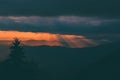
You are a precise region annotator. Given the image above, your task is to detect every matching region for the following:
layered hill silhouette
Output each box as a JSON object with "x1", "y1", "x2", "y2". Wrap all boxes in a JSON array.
[
  {"x1": 0, "y1": 41, "x2": 120, "y2": 80},
  {"x1": 23, "y1": 41, "x2": 120, "y2": 80}
]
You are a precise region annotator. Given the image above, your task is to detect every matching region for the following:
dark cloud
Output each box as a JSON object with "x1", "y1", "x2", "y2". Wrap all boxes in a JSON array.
[
  {"x1": 0, "y1": 0, "x2": 120, "y2": 17},
  {"x1": 0, "y1": 16, "x2": 120, "y2": 34}
]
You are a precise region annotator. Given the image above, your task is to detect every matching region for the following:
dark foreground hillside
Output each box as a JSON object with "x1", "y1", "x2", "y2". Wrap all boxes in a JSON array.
[{"x1": 23, "y1": 42, "x2": 120, "y2": 80}]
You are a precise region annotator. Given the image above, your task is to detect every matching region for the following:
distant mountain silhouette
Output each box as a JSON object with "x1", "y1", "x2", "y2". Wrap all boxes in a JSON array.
[
  {"x1": 0, "y1": 41, "x2": 120, "y2": 80},
  {"x1": 23, "y1": 41, "x2": 120, "y2": 80}
]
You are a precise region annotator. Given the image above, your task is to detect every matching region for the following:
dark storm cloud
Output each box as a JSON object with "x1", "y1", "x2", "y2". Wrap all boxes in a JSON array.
[{"x1": 0, "y1": 0, "x2": 120, "y2": 17}]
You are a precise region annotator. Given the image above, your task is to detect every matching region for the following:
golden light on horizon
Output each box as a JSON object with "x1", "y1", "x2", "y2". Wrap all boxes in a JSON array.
[{"x1": 0, "y1": 30, "x2": 97, "y2": 48}]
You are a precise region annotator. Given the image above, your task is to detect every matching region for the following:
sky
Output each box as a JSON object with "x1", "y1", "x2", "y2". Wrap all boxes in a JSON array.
[
  {"x1": 0, "y1": 0, "x2": 119, "y2": 17},
  {"x1": 0, "y1": 0, "x2": 120, "y2": 48}
]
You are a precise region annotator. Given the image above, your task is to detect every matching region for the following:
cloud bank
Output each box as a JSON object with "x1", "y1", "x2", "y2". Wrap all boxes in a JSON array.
[{"x1": 0, "y1": 16, "x2": 120, "y2": 34}]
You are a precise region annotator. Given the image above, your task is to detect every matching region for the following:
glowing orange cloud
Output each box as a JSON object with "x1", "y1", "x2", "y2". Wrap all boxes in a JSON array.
[{"x1": 0, "y1": 30, "x2": 97, "y2": 48}]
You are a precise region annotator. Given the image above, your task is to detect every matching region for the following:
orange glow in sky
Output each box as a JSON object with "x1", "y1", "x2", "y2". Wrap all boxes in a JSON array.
[{"x1": 0, "y1": 30, "x2": 97, "y2": 48}]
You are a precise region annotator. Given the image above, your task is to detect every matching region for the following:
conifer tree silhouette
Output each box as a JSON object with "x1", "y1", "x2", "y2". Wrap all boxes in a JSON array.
[
  {"x1": 8, "y1": 38, "x2": 26, "y2": 64},
  {"x1": 0, "y1": 38, "x2": 50, "y2": 80}
]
